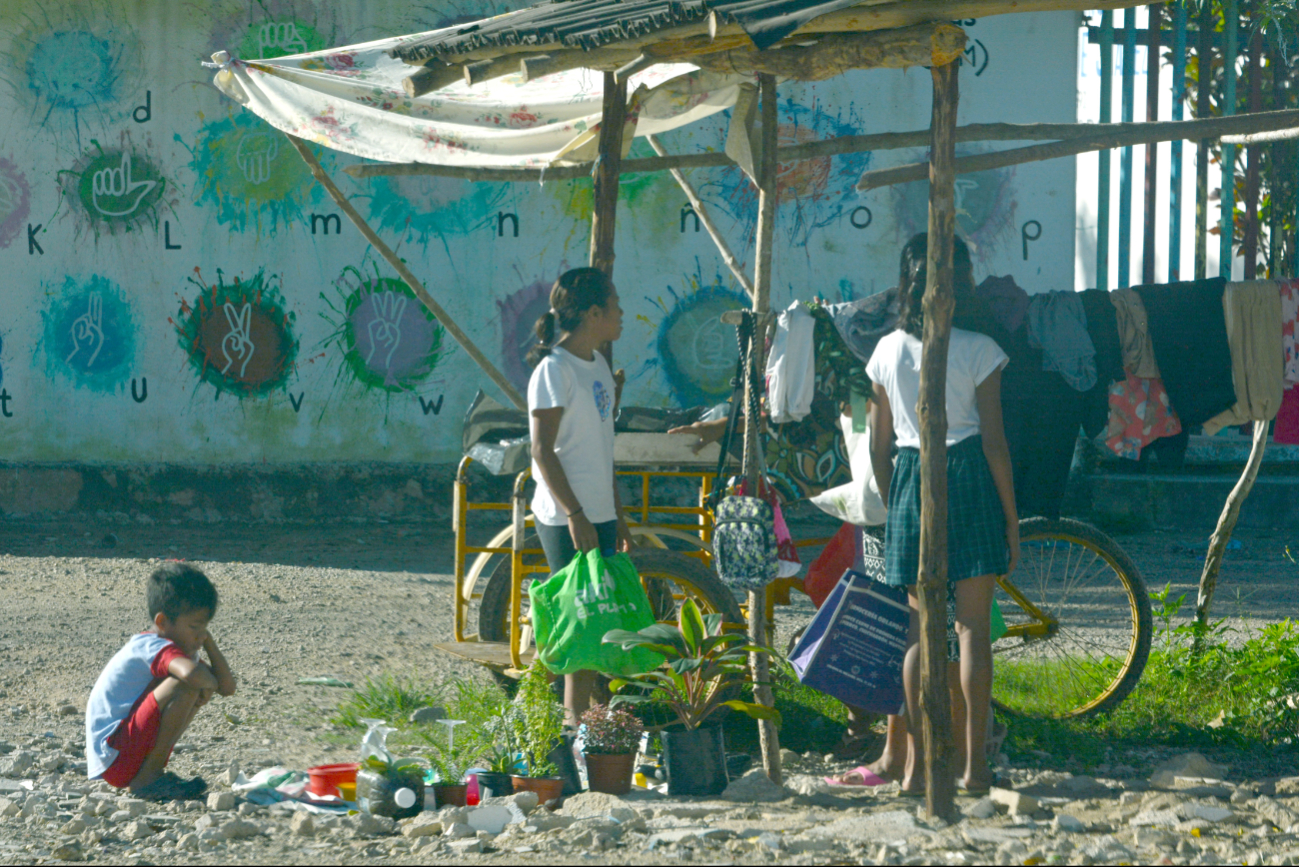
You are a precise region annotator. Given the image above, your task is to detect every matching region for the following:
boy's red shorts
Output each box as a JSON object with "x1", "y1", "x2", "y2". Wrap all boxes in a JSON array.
[{"x1": 101, "y1": 691, "x2": 163, "y2": 788}]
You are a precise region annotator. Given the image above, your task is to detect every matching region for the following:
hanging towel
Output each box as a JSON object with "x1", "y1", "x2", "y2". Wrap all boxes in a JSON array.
[
  {"x1": 765, "y1": 300, "x2": 816, "y2": 424},
  {"x1": 1109, "y1": 289, "x2": 1161, "y2": 378},
  {"x1": 1201, "y1": 281, "x2": 1285, "y2": 436},
  {"x1": 1105, "y1": 374, "x2": 1183, "y2": 460},
  {"x1": 1281, "y1": 279, "x2": 1299, "y2": 385},
  {"x1": 1134, "y1": 277, "x2": 1235, "y2": 429},
  {"x1": 977, "y1": 275, "x2": 1030, "y2": 334},
  {"x1": 824, "y1": 289, "x2": 898, "y2": 365},
  {"x1": 1026, "y1": 291, "x2": 1097, "y2": 392},
  {"x1": 1079, "y1": 288, "x2": 1126, "y2": 438},
  {"x1": 1275, "y1": 386, "x2": 1299, "y2": 445}
]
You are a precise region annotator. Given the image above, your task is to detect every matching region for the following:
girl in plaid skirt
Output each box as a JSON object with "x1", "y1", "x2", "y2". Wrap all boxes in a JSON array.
[{"x1": 866, "y1": 233, "x2": 1020, "y2": 796}]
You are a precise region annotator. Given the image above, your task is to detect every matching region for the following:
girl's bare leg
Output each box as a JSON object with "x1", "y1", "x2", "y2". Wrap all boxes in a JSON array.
[
  {"x1": 564, "y1": 670, "x2": 596, "y2": 728},
  {"x1": 900, "y1": 601, "x2": 923, "y2": 793},
  {"x1": 953, "y1": 573, "x2": 996, "y2": 790}
]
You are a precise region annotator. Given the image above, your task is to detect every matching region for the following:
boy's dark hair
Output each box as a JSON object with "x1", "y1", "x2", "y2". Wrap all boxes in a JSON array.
[{"x1": 147, "y1": 562, "x2": 218, "y2": 621}]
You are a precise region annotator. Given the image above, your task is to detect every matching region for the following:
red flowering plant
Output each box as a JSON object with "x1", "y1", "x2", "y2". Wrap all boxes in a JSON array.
[{"x1": 579, "y1": 703, "x2": 644, "y2": 756}]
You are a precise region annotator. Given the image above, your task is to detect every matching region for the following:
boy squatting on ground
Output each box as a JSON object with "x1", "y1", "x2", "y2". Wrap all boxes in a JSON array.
[{"x1": 84, "y1": 563, "x2": 236, "y2": 800}]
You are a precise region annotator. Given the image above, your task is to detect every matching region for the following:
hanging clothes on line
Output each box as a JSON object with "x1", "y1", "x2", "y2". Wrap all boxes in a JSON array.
[
  {"x1": 824, "y1": 289, "x2": 898, "y2": 365},
  {"x1": 1026, "y1": 291, "x2": 1097, "y2": 392},
  {"x1": 1109, "y1": 288, "x2": 1161, "y2": 378},
  {"x1": 977, "y1": 275, "x2": 1030, "y2": 334},
  {"x1": 765, "y1": 300, "x2": 816, "y2": 424},
  {"x1": 1201, "y1": 281, "x2": 1285, "y2": 436},
  {"x1": 1280, "y1": 279, "x2": 1299, "y2": 386},
  {"x1": 1134, "y1": 277, "x2": 1236, "y2": 430},
  {"x1": 1275, "y1": 386, "x2": 1299, "y2": 445},
  {"x1": 1079, "y1": 288, "x2": 1126, "y2": 438},
  {"x1": 1105, "y1": 374, "x2": 1183, "y2": 460}
]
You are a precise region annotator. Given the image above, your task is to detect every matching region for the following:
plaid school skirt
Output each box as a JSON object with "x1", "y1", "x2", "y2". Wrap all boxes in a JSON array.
[{"x1": 883, "y1": 435, "x2": 1008, "y2": 590}]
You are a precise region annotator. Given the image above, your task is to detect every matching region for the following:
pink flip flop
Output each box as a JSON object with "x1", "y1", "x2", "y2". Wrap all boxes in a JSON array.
[{"x1": 824, "y1": 766, "x2": 890, "y2": 787}]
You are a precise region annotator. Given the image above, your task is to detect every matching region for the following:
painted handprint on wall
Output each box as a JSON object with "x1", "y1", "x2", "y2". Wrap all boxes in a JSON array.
[
  {"x1": 177, "y1": 269, "x2": 296, "y2": 398},
  {"x1": 43, "y1": 275, "x2": 135, "y2": 393},
  {"x1": 220, "y1": 302, "x2": 255, "y2": 378},
  {"x1": 90, "y1": 152, "x2": 157, "y2": 217},
  {"x1": 66, "y1": 293, "x2": 105, "y2": 369},
  {"x1": 364, "y1": 291, "x2": 406, "y2": 375},
  {"x1": 234, "y1": 133, "x2": 279, "y2": 185}
]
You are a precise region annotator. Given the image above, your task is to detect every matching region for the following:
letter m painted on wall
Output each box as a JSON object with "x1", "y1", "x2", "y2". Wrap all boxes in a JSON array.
[{"x1": 311, "y1": 214, "x2": 342, "y2": 235}]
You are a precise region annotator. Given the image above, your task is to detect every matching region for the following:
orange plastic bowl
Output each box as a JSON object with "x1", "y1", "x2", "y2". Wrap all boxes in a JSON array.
[{"x1": 307, "y1": 763, "x2": 359, "y2": 797}]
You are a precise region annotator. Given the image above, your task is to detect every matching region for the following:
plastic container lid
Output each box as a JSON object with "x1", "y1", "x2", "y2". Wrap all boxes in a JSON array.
[{"x1": 394, "y1": 788, "x2": 416, "y2": 809}]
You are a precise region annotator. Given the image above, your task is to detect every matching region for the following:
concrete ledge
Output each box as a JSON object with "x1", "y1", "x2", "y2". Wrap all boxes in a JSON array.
[
  {"x1": 0, "y1": 462, "x2": 470, "y2": 523},
  {"x1": 1088, "y1": 473, "x2": 1299, "y2": 532}
]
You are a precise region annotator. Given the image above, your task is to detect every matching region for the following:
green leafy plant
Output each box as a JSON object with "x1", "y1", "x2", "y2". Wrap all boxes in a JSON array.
[
  {"x1": 414, "y1": 678, "x2": 511, "y2": 783},
  {"x1": 333, "y1": 674, "x2": 445, "y2": 729},
  {"x1": 604, "y1": 598, "x2": 781, "y2": 731},
  {"x1": 580, "y1": 703, "x2": 644, "y2": 755},
  {"x1": 511, "y1": 663, "x2": 564, "y2": 777}
]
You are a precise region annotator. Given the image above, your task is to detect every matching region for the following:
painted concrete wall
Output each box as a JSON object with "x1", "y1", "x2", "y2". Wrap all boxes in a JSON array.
[{"x1": 0, "y1": 1, "x2": 1080, "y2": 467}]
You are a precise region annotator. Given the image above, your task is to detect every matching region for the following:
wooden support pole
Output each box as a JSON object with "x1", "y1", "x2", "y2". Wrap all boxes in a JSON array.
[
  {"x1": 1195, "y1": 419, "x2": 1269, "y2": 634},
  {"x1": 589, "y1": 72, "x2": 627, "y2": 277},
  {"x1": 855, "y1": 109, "x2": 1299, "y2": 191},
  {"x1": 748, "y1": 72, "x2": 782, "y2": 787},
  {"x1": 645, "y1": 134, "x2": 755, "y2": 300},
  {"x1": 285, "y1": 134, "x2": 526, "y2": 411},
  {"x1": 918, "y1": 59, "x2": 959, "y2": 824}
]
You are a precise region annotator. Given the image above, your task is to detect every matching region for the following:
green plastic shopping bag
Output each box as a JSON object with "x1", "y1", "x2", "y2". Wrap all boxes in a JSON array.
[{"x1": 529, "y1": 549, "x2": 665, "y2": 676}]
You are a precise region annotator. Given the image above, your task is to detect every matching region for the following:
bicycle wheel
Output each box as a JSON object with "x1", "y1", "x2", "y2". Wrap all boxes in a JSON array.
[
  {"x1": 478, "y1": 545, "x2": 742, "y2": 642},
  {"x1": 992, "y1": 517, "x2": 1152, "y2": 719}
]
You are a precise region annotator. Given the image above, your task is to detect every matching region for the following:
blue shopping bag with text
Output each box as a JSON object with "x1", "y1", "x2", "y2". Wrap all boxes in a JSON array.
[{"x1": 788, "y1": 569, "x2": 909, "y2": 715}]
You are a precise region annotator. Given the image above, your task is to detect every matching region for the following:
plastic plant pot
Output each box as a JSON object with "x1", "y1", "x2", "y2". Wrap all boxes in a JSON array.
[
  {"x1": 662, "y1": 726, "x2": 728, "y2": 796},
  {"x1": 583, "y1": 752, "x2": 636, "y2": 795}
]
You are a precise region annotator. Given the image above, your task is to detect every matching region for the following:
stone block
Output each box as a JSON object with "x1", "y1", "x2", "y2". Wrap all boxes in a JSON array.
[
  {"x1": 290, "y1": 812, "x2": 314, "y2": 837},
  {"x1": 722, "y1": 768, "x2": 788, "y2": 803},
  {"x1": 121, "y1": 820, "x2": 153, "y2": 841},
  {"x1": 206, "y1": 792, "x2": 235, "y2": 812},
  {"x1": 1053, "y1": 813, "x2": 1086, "y2": 832},
  {"x1": 222, "y1": 818, "x2": 262, "y2": 840},
  {"x1": 990, "y1": 787, "x2": 1039, "y2": 815},
  {"x1": 443, "y1": 822, "x2": 475, "y2": 839},
  {"x1": 402, "y1": 816, "x2": 442, "y2": 838},
  {"x1": 408, "y1": 706, "x2": 448, "y2": 725},
  {"x1": 1149, "y1": 753, "x2": 1228, "y2": 789},
  {"x1": 449, "y1": 837, "x2": 482, "y2": 854},
  {"x1": 964, "y1": 797, "x2": 997, "y2": 820}
]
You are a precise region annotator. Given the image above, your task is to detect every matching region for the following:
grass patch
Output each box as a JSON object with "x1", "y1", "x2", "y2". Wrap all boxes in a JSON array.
[
  {"x1": 1004, "y1": 585, "x2": 1299, "y2": 770},
  {"x1": 723, "y1": 670, "x2": 850, "y2": 757},
  {"x1": 333, "y1": 673, "x2": 447, "y2": 729}
]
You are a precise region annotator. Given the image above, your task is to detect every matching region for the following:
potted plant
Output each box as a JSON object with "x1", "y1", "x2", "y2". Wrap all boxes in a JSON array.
[
  {"x1": 509, "y1": 663, "x2": 567, "y2": 808},
  {"x1": 604, "y1": 598, "x2": 780, "y2": 796},
  {"x1": 474, "y1": 718, "x2": 519, "y2": 800},
  {"x1": 579, "y1": 703, "x2": 644, "y2": 795},
  {"x1": 419, "y1": 722, "x2": 475, "y2": 807}
]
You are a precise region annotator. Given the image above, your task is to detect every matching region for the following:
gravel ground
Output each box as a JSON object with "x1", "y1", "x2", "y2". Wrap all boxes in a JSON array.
[{"x1": 1, "y1": 517, "x2": 1298, "y2": 865}]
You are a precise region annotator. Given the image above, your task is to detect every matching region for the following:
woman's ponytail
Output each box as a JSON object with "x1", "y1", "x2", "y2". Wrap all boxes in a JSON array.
[
  {"x1": 525, "y1": 268, "x2": 613, "y2": 368},
  {"x1": 526, "y1": 311, "x2": 558, "y2": 367}
]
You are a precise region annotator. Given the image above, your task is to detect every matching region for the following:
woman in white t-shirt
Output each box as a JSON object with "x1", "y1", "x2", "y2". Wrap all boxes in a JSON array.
[
  {"x1": 527, "y1": 267, "x2": 630, "y2": 726},
  {"x1": 866, "y1": 234, "x2": 1019, "y2": 796}
]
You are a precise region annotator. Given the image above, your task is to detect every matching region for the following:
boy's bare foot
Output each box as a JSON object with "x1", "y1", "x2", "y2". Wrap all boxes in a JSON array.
[{"x1": 133, "y1": 771, "x2": 207, "y2": 802}]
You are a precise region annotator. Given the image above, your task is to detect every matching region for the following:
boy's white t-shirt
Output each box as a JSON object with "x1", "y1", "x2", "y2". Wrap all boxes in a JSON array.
[
  {"x1": 85, "y1": 633, "x2": 193, "y2": 780},
  {"x1": 865, "y1": 327, "x2": 1009, "y2": 449},
  {"x1": 527, "y1": 346, "x2": 617, "y2": 527}
]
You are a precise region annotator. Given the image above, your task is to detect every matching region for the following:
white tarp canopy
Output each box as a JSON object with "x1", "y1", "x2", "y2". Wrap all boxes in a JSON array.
[{"x1": 208, "y1": 28, "x2": 748, "y2": 169}]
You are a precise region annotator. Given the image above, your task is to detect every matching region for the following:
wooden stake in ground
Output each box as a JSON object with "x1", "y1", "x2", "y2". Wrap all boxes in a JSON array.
[
  {"x1": 747, "y1": 72, "x2": 782, "y2": 787},
  {"x1": 917, "y1": 59, "x2": 960, "y2": 824},
  {"x1": 285, "y1": 134, "x2": 526, "y2": 411},
  {"x1": 1195, "y1": 419, "x2": 1269, "y2": 634}
]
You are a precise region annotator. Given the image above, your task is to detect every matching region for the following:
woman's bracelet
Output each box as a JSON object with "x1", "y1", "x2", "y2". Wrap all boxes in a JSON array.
[{"x1": 566, "y1": 507, "x2": 584, "y2": 519}]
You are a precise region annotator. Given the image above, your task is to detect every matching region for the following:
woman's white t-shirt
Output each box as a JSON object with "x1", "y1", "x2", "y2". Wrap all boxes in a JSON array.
[
  {"x1": 865, "y1": 328, "x2": 1008, "y2": 449},
  {"x1": 527, "y1": 347, "x2": 617, "y2": 526}
]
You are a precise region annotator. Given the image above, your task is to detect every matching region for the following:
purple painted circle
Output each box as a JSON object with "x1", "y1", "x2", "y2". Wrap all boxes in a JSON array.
[
  {"x1": 347, "y1": 290, "x2": 438, "y2": 387},
  {"x1": 0, "y1": 158, "x2": 31, "y2": 249}
]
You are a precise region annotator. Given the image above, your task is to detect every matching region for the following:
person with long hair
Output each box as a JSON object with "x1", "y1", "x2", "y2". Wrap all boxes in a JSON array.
[
  {"x1": 526, "y1": 267, "x2": 630, "y2": 727},
  {"x1": 865, "y1": 233, "x2": 1019, "y2": 795}
]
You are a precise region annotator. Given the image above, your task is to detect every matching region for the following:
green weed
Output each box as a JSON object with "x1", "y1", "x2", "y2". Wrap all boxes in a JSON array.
[{"x1": 333, "y1": 674, "x2": 446, "y2": 729}]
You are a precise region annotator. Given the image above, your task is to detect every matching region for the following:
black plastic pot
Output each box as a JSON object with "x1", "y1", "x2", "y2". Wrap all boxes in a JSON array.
[
  {"x1": 474, "y1": 771, "x2": 514, "y2": 800},
  {"x1": 662, "y1": 726, "x2": 728, "y2": 796},
  {"x1": 547, "y1": 732, "x2": 583, "y2": 796}
]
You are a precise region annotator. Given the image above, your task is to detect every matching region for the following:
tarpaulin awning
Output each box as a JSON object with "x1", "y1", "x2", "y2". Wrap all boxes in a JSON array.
[{"x1": 209, "y1": 29, "x2": 748, "y2": 169}]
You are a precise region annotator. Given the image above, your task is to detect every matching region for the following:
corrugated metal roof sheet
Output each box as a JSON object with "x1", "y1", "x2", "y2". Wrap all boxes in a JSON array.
[{"x1": 392, "y1": 0, "x2": 868, "y2": 62}]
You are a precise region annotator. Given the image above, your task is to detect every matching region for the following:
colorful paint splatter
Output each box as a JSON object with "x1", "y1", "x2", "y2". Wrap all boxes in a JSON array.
[
  {"x1": 0, "y1": 158, "x2": 31, "y2": 249},
  {"x1": 364, "y1": 173, "x2": 512, "y2": 246},
  {"x1": 185, "y1": 110, "x2": 319, "y2": 233},
  {"x1": 894, "y1": 148, "x2": 1016, "y2": 263},
  {"x1": 40, "y1": 274, "x2": 135, "y2": 393},
  {"x1": 58, "y1": 137, "x2": 174, "y2": 237},
  {"x1": 497, "y1": 275, "x2": 552, "y2": 392},
  {"x1": 176, "y1": 268, "x2": 297, "y2": 397},
  {"x1": 652, "y1": 277, "x2": 749, "y2": 407},
  {"x1": 0, "y1": 2, "x2": 144, "y2": 150},
  {"x1": 320, "y1": 265, "x2": 446, "y2": 393}
]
